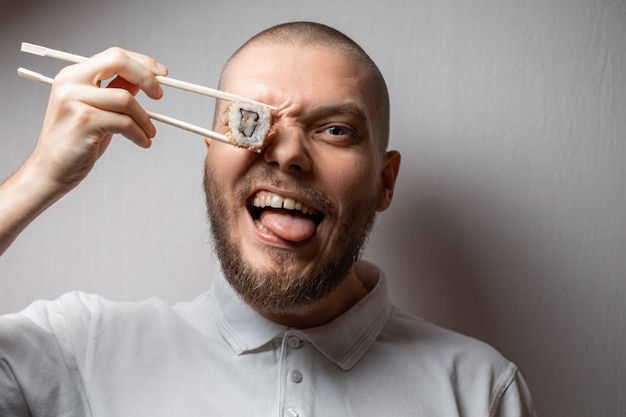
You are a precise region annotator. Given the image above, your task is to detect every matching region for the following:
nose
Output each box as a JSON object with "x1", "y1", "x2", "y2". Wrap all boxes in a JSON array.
[{"x1": 263, "y1": 125, "x2": 312, "y2": 174}]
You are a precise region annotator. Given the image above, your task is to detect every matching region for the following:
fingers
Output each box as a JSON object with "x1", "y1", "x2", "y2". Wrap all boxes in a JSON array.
[
  {"x1": 106, "y1": 76, "x2": 141, "y2": 96},
  {"x1": 101, "y1": 47, "x2": 167, "y2": 99},
  {"x1": 51, "y1": 47, "x2": 168, "y2": 147},
  {"x1": 29, "y1": 47, "x2": 169, "y2": 188},
  {"x1": 49, "y1": 81, "x2": 155, "y2": 148},
  {"x1": 60, "y1": 46, "x2": 168, "y2": 99},
  {"x1": 85, "y1": 86, "x2": 157, "y2": 146}
]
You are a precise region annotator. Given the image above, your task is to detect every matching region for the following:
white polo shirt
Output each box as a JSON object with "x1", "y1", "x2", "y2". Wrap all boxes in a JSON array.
[{"x1": 0, "y1": 261, "x2": 536, "y2": 416}]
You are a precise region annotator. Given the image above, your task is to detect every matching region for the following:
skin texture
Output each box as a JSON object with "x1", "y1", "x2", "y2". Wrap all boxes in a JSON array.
[{"x1": 204, "y1": 44, "x2": 400, "y2": 328}]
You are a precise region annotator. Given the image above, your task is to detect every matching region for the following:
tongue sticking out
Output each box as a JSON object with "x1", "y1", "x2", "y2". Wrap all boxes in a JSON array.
[{"x1": 260, "y1": 209, "x2": 317, "y2": 242}]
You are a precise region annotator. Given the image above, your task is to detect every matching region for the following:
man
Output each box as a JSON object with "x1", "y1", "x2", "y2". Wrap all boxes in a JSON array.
[{"x1": 0, "y1": 22, "x2": 536, "y2": 416}]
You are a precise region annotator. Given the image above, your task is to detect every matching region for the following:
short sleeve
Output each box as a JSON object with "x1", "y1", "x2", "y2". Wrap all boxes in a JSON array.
[
  {"x1": 490, "y1": 368, "x2": 538, "y2": 417},
  {"x1": 0, "y1": 293, "x2": 94, "y2": 417}
]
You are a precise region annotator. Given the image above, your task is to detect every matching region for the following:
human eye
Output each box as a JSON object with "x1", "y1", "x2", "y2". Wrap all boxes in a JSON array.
[
  {"x1": 317, "y1": 124, "x2": 359, "y2": 146},
  {"x1": 325, "y1": 126, "x2": 350, "y2": 136}
]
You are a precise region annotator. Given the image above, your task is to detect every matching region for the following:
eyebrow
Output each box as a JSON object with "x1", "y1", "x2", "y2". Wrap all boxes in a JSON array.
[{"x1": 314, "y1": 102, "x2": 369, "y2": 123}]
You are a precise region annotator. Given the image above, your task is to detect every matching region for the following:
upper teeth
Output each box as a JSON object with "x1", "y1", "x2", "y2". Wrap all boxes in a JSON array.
[{"x1": 252, "y1": 192, "x2": 318, "y2": 215}]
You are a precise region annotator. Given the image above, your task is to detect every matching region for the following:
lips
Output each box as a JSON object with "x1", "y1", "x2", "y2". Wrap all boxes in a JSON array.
[{"x1": 248, "y1": 190, "x2": 324, "y2": 242}]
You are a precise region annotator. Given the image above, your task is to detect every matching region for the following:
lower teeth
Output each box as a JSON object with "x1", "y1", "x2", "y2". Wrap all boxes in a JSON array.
[{"x1": 255, "y1": 219, "x2": 273, "y2": 234}]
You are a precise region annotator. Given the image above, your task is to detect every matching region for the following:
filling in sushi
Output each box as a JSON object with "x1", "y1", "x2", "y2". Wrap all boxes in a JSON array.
[
  {"x1": 239, "y1": 109, "x2": 260, "y2": 137},
  {"x1": 228, "y1": 101, "x2": 272, "y2": 151}
]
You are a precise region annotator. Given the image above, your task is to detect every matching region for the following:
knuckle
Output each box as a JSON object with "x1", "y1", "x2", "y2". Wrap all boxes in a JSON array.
[
  {"x1": 120, "y1": 115, "x2": 136, "y2": 131},
  {"x1": 51, "y1": 84, "x2": 82, "y2": 109},
  {"x1": 115, "y1": 89, "x2": 135, "y2": 106},
  {"x1": 73, "y1": 104, "x2": 99, "y2": 126},
  {"x1": 104, "y1": 46, "x2": 125, "y2": 56},
  {"x1": 103, "y1": 47, "x2": 128, "y2": 65},
  {"x1": 54, "y1": 64, "x2": 78, "y2": 84},
  {"x1": 51, "y1": 84, "x2": 73, "y2": 101}
]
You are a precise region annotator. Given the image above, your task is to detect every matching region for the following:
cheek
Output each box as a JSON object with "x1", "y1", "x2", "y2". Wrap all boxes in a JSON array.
[
  {"x1": 317, "y1": 153, "x2": 379, "y2": 202},
  {"x1": 206, "y1": 143, "x2": 255, "y2": 183}
]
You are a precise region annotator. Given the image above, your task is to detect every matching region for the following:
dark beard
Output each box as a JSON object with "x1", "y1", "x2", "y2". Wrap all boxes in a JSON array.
[{"x1": 203, "y1": 163, "x2": 380, "y2": 316}]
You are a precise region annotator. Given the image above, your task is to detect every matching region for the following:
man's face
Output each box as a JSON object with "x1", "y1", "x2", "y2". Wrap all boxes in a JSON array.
[{"x1": 204, "y1": 43, "x2": 394, "y2": 315}]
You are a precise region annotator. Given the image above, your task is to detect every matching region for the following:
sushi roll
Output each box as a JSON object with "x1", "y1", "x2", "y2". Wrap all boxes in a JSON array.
[{"x1": 227, "y1": 101, "x2": 273, "y2": 151}]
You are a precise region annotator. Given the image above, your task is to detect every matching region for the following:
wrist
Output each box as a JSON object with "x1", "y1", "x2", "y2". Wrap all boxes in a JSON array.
[{"x1": 5, "y1": 160, "x2": 73, "y2": 216}]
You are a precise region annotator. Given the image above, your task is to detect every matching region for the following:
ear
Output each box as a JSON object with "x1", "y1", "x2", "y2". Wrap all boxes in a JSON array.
[{"x1": 377, "y1": 150, "x2": 401, "y2": 212}]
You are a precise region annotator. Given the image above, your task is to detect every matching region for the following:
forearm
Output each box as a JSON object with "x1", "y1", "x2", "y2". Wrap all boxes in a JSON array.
[{"x1": 0, "y1": 162, "x2": 71, "y2": 256}]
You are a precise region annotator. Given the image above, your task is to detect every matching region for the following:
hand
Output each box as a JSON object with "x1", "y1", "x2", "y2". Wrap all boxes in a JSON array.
[
  {"x1": 26, "y1": 47, "x2": 168, "y2": 192},
  {"x1": 0, "y1": 47, "x2": 168, "y2": 257}
]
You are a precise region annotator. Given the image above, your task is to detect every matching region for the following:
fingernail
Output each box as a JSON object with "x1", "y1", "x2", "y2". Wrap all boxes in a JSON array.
[
  {"x1": 155, "y1": 62, "x2": 168, "y2": 75},
  {"x1": 145, "y1": 122, "x2": 155, "y2": 138}
]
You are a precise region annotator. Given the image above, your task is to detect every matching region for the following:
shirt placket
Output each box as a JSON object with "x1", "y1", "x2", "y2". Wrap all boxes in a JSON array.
[{"x1": 277, "y1": 331, "x2": 311, "y2": 417}]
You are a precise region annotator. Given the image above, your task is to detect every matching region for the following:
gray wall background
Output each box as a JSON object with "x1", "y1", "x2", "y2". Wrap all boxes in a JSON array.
[{"x1": 1, "y1": 0, "x2": 624, "y2": 415}]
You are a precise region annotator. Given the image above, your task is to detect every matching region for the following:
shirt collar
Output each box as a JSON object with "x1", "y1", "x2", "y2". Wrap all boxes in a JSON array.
[
  {"x1": 212, "y1": 260, "x2": 393, "y2": 371},
  {"x1": 211, "y1": 269, "x2": 287, "y2": 354}
]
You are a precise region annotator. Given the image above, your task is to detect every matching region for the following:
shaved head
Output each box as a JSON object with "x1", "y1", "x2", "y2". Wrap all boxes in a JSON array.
[{"x1": 216, "y1": 21, "x2": 390, "y2": 153}]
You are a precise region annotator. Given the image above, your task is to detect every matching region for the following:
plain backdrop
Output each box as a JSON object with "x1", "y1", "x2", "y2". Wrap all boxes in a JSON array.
[{"x1": 1, "y1": 0, "x2": 624, "y2": 416}]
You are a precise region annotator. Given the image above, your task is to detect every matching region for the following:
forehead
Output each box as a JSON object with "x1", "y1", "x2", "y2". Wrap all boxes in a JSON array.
[{"x1": 222, "y1": 43, "x2": 370, "y2": 107}]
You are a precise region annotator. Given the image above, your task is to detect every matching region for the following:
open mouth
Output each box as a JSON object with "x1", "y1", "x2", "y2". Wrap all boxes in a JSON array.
[{"x1": 248, "y1": 191, "x2": 324, "y2": 242}]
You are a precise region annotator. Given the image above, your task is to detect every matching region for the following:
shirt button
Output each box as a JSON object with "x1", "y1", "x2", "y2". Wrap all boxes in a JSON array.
[
  {"x1": 286, "y1": 407, "x2": 299, "y2": 417},
  {"x1": 287, "y1": 335, "x2": 303, "y2": 349},
  {"x1": 290, "y1": 369, "x2": 303, "y2": 383}
]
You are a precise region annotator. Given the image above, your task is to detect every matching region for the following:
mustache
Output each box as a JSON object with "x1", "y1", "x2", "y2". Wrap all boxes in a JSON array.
[{"x1": 235, "y1": 168, "x2": 336, "y2": 217}]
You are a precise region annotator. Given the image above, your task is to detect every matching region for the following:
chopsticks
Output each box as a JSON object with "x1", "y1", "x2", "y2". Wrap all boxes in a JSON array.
[
  {"x1": 21, "y1": 43, "x2": 277, "y2": 110},
  {"x1": 17, "y1": 42, "x2": 276, "y2": 147},
  {"x1": 17, "y1": 67, "x2": 230, "y2": 143}
]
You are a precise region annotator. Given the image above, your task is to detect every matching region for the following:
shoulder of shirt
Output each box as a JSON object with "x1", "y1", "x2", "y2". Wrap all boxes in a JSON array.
[
  {"x1": 383, "y1": 305, "x2": 516, "y2": 373},
  {"x1": 2, "y1": 291, "x2": 184, "y2": 332},
  {"x1": 380, "y1": 306, "x2": 527, "y2": 413},
  {"x1": 23, "y1": 290, "x2": 169, "y2": 312}
]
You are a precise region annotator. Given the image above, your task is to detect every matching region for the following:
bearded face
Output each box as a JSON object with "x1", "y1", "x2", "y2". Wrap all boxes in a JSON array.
[{"x1": 204, "y1": 164, "x2": 380, "y2": 315}]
